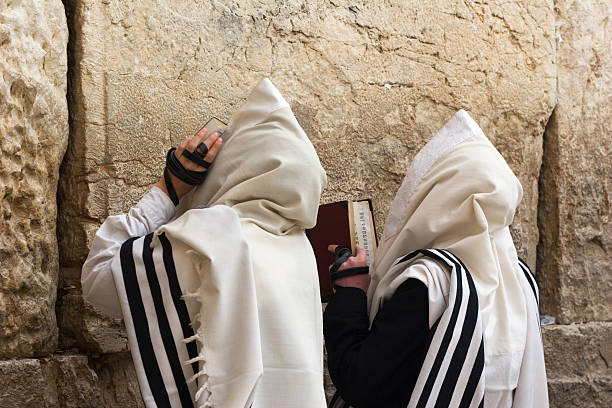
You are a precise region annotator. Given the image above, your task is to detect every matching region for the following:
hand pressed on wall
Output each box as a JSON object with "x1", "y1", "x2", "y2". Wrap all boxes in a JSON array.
[{"x1": 155, "y1": 127, "x2": 223, "y2": 200}]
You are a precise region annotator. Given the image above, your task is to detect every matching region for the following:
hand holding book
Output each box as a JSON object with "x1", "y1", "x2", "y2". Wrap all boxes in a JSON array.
[
  {"x1": 327, "y1": 245, "x2": 371, "y2": 293},
  {"x1": 307, "y1": 199, "x2": 378, "y2": 300}
]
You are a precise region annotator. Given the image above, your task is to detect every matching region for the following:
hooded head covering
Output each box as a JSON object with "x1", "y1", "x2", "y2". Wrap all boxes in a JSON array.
[
  {"x1": 177, "y1": 78, "x2": 327, "y2": 235},
  {"x1": 369, "y1": 110, "x2": 527, "y2": 358}
]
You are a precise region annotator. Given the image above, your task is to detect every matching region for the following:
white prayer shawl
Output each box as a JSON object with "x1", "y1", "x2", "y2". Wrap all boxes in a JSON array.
[
  {"x1": 112, "y1": 79, "x2": 328, "y2": 408},
  {"x1": 376, "y1": 248, "x2": 487, "y2": 408},
  {"x1": 364, "y1": 110, "x2": 547, "y2": 407},
  {"x1": 330, "y1": 252, "x2": 541, "y2": 408}
]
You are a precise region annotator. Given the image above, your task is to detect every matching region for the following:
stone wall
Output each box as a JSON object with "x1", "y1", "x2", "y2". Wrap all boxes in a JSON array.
[
  {"x1": 57, "y1": 0, "x2": 557, "y2": 268},
  {"x1": 538, "y1": 0, "x2": 611, "y2": 325},
  {"x1": 0, "y1": 0, "x2": 609, "y2": 406},
  {"x1": 0, "y1": 0, "x2": 68, "y2": 358},
  {"x1": 536, "y1": 1, "x2": 612, "y2": 404}
]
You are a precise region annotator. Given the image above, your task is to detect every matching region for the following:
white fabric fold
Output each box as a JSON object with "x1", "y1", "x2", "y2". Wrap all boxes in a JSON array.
[{"x1": 155, "y1": 206, "x2": 264, "y2": 407}]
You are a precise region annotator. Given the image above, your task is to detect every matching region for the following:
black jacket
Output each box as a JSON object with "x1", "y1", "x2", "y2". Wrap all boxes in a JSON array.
[{"x1": 323, "y1": 279, "x2": 429, "y2": 408}]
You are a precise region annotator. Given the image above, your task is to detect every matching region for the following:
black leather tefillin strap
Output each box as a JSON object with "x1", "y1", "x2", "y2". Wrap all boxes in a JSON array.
[
  {"x1": 181, "y1": 148, "x2": 212, "y2": 169},
  {"x1": 163, "y1": 148, "x2": 208, "y2": 206},
  {"x1": 331, "y1": 266, "x2": 370, "y2": 283},
  {"x1": 329, "y1": 246, "x2": 370, "y2": 284}
]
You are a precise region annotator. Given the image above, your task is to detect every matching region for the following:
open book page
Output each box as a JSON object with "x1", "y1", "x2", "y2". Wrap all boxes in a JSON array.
[
  {"x1": 307, "y1": 199, "x2": 377, "y2": 300},
  {"x1": 348, "y1": 200, "x2": 377, "y2": 265}
]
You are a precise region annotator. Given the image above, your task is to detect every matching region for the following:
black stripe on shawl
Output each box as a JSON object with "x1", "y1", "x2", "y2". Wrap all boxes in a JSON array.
[
  {"x1": 331, "y1": 249, "x2": 485, "y2": 408},
  {"x1": 415, "y1": 249, "x2": 465, "y2": 408},
  {"x1": 518, "y1": 257, "x2": 542, "y2": 338},
  {"x1": 158, "y1": 233, "x2": 199, "y2": 379},
  {"x1": 141, "y1": 233, "x2": 194, "y2": 408},
  {"x1": 120, "y1": 237, "x2": 172, "y2": 407},
  {"x1": 395, "y1": 249, "x2": 484, "y2": 408},
  {"x1": 459, "y1": 339, "x2": 485, "y2": 408},
  {"x1": 518, "y1": 258, "x2": 538, "y2": 304},
  {"x1": 434, "y1": 251, "x2": 480, "y2": 407}
]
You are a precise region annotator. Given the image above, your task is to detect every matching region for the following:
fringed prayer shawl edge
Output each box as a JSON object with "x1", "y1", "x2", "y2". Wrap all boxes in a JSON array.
[{"x1": 112, "y1": 205, "x2": 264, "y2": 408}]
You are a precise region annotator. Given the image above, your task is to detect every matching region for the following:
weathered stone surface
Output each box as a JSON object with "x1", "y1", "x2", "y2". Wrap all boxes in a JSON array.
[
  {"x1": 91, "y1": 353, "x2": 144, "y2": 408},
  {"x1": 56, "y1": 267, "x2": 129, "y2": 353},
  {"x1": 0, "y1": 0, "x2": 68, "y2": 357},
  {"x1": 543, "y1": 323, "x2": 612, "y2": 407},
  {"x1": 58, "y1": 0, "x2": 555, "y2": 270},
  {"x1": 537, "y1": 0, "x2": 612, "y2": 324},
  {"x1": 543, "y1": 323, "x2": 612, "y2": 379},
  {"x1": 0, "y1": 359, "x2": 58, "y2": 407},
  {"x1": 56, "y1": 0, "x2": 564, "y2": 405},
  {"x1": 548, "y1": 376, "x2": 612, "y2": 408},
  {"x1": 57, "y1": 290, "x2": 128, "y2": 354},
  {"x1": 0, "y1": 355, "x2": 142, "y2": 408},
  {"x1": 51, "y1": 355, "x2": 104, "y2": 408}
]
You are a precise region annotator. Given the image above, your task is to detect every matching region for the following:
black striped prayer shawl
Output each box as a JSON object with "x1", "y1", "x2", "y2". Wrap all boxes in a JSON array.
[
  {"x1": 330, "y1": 249, "x2": 539, "y2": 408},
  {"x1": 117, "y1": 233, "x2": 200, "y2": 407}
]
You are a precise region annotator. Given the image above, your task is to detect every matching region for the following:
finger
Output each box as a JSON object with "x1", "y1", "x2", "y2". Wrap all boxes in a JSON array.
[
  {"x1": 204, "y1": 137, "x2": 223, "y2": 162},
  {"x1": 187, "y1": 128, "x2": 208, "y2": 152},
  {"x1": 197, "y1": 131, "x2": 220, "y2": 155},
  {"x1": 342, "y1": 257, "x2": 360, "y2": 269},
  {"x1": 328, "y1": 245, "x2": 338, "y2": 253},
  {"x1": 355, "y1": 246, "x2": 367, "y2": 262},
  {"x1": 195, "y1": 126, "x2": 209, "y2": 140},
  {"x1": 175, "y1": 136, "x2": 190, "y2": 157}
]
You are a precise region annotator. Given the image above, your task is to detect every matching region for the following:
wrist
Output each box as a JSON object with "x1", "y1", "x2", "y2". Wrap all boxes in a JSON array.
[
  {"x1": 156, "y1": 172, "x2": 193, "y2": 201},
  {"x1": 154, "y1": 179, "x2": 168, "y2": 195},
  {"x1": 334, "y1": 274, "x2": 371, "y2": 293}
]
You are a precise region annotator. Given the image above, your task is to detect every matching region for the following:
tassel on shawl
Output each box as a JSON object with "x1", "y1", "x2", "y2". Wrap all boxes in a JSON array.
[{"x1": 183, "y1": 252, "x2": 215, "y2": 408}]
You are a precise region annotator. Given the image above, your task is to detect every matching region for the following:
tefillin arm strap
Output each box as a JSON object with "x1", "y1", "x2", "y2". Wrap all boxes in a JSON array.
[
  {"x1": 330, "y1": 247, "x2": 369, "y2": 286},
  {"x1": 163, "y1": 148, "x2": 208, "y2": 206}
]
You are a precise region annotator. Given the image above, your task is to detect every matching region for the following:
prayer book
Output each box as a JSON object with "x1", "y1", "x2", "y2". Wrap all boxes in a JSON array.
[
  {"x1": 200, "y1": 117, "x2": 228, "y2": 136},
  {"x1": 307, "y1": 199, "x2": 378, "y2": 301}
]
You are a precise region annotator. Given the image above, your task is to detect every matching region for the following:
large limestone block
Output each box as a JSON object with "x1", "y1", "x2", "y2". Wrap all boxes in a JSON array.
[
  {"x1": 0, "y1": 0, "x2": 68, "y2": 357},
  {"x1": 0, "y1": 355, "x2": 102, "y2": 408},
  {"x1": 548, "y1": 377, "x2": 612, "y2": 408},
  {"x1": 58, "y1": 2, "x2": 555, "y2": 391},
  {"x1": 543, "y1": 323, "x2": 612, "y2": 380},
  {"x1": 543, "y1": 323, "x2": 612, "y2": 407},
  {"x1": 56, "y1": 266, "x2": 129, "y2": 354},
  {"x1": 0, "y1": 359, "x2": 58, "y2": 407},
  {"x1": 57, "y1": 290, "x2": 129, "y2": 354},
  {"x1": 537, "y1": 0, "x2": 612, "y2": 323},
  {"x1": 50, "y1": 355, "x2": 104, "y2": 408},
  {"x1": 91, "y1": 353, "x2": 144, "y2": 407},
  {"x1": 0, "y1": 354, "x2": 142, "y2": 408},
  {"x1": 59, "y1": 0, "x2": 555, "y2": 270}
]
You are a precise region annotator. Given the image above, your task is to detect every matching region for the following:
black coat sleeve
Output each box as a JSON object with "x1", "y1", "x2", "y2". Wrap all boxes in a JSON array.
[{"x1": 323, "y1": 279, "x2": 429, "y2": 408}]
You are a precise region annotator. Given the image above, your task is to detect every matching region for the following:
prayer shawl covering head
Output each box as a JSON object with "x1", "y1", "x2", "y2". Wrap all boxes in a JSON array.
[
  {"x1": 346, "y1": 110, "x2": 545, "y2": 407},
  {"x1": 112, "y1": 79, "x2": 328, "y2": 408}
]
